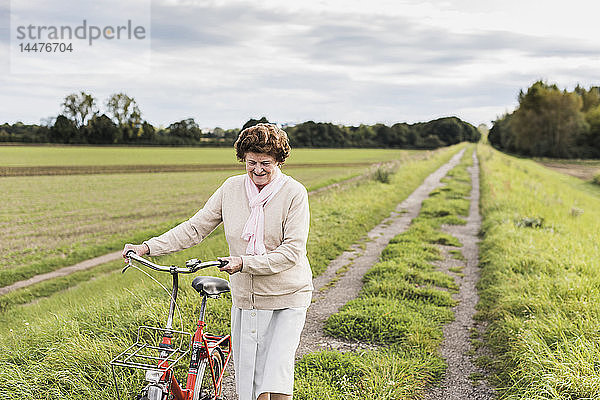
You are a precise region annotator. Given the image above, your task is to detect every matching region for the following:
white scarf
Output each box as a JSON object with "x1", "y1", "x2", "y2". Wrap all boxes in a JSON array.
[{"x1": 241, "y1": 167, "x2": 289, "y2": 255}]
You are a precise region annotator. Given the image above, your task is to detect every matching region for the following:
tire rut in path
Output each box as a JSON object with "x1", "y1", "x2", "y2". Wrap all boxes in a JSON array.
[
  {"x1": 424, "y1": 151, "x2": 495, "y2": 400},
  {"x1": 221, "y1": 148, "x2": 466, "y2": 399}
]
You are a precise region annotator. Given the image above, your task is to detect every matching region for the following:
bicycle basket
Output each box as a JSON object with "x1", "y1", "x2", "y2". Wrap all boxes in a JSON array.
[{"x1": 110, "y1": 325, "x2": 192, "y2": 372}]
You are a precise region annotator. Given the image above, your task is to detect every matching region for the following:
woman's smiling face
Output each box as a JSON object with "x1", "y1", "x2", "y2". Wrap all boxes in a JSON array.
[{"x1": 245, "y1": 152, "x2": 278, "y2": 189}]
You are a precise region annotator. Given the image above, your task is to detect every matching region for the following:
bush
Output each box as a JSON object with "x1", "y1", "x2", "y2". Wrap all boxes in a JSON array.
[{"x1": 372, "y1": 167, "x2": 392, "y2": 184}]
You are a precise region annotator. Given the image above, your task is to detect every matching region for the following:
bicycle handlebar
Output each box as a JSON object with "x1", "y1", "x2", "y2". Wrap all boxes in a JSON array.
[{"x1": 124, "y1": 250, "x2": 228, "y2": 274}]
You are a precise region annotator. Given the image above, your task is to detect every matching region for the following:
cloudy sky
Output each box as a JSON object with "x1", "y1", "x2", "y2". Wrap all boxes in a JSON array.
[{"x1": 1, "y1": 0, "x2": 599, "y2": 129}]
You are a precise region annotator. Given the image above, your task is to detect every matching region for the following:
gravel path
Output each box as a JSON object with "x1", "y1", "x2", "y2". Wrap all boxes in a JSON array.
[
  {"x1": 424, "y1": 150, "x2": 495, "y2": 400},
  {"x1": 221, "y1": 149, "x2": 466, "y2": 399}
]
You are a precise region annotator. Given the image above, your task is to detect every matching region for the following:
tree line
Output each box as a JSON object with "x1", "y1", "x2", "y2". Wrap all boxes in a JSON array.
[
  {"x1": 0, "y1": 91, "x2": 480, "y2": 148},
  {"x1": 489, "y1": 81, "x2": 600, "y2": 158}
]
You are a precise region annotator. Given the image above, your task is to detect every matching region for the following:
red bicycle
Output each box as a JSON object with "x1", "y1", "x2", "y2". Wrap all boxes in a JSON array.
[{"x1": 110, "y1": 251, "x2": 232, "y2": 400}]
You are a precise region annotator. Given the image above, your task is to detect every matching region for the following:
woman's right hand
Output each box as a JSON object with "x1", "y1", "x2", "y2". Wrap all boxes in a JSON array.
[{"x1": 122, "y1": 243, "x2": 149, "y2": 259}]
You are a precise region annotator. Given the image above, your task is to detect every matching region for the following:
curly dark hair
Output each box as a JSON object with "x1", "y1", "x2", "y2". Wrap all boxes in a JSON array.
[{"x1": 234, "y1": 123, "x2": 291, "y2": 164}]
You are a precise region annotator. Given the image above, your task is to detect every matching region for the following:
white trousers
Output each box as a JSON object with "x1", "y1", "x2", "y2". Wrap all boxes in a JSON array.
[{"x1": 231, "y1": 306, "x2": 307, "y2": 400}]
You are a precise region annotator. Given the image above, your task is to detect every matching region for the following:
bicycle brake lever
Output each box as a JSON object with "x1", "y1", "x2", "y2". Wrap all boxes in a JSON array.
[
  {"x1": 121, "y1": 264, "x2": 131, "y2": 274},
  {"x1": 122, "y1": 260, "x2": 133, "y2": 274},
  {"x1": 186, "y1": 258, "x2": 201, "y2": 268},
  {"x1": 219, "y1": 259, "x2": 229, "y2": 268}
]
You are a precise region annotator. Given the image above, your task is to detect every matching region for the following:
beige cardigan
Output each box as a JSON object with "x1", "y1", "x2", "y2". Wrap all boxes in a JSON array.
[{"x1": 144, "y1": 174, "x2": 313, "y2": 310}]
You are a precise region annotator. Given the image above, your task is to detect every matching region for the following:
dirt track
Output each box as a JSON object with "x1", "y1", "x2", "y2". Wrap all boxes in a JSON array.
[
  {"x1": 424, "y1": 150, "x2": 495, "y2": 399},
  {"x1": 0, "y1": 251, "x2": 123, "y2": 296}
]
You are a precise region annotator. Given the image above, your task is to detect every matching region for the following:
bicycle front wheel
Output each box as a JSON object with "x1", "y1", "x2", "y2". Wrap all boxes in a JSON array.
[{"x1": 193, "y1": 348, "x2": 224, "y2": 400}]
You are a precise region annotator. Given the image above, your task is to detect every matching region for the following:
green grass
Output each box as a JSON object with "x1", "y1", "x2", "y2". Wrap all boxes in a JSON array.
[
  {"x1": 0, "y1": 146, "x2": 417, "y2": 167},
  {"x1": 449, "y1": 249, "x2": 465, "y2": 261},
  {"x1": 448, "y1": 266, "x2": 464, "y2": 275},
  {"x1": 295, "y1": 349, "x2": 446, "y2": 399},
  {"x1": 295, "y1": 146, "x2": 475, "y2": 399},
  {"x1": 477, "y1": 144, "x2": 600, "y2": 399},
  {"x1": 0, "y1": 145, "x2": 466, "y2": 400}
]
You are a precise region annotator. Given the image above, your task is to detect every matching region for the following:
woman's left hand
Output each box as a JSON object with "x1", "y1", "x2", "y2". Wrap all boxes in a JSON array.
[{"x1": 218, "y1": 256, "x2": 243, "y2": 275}]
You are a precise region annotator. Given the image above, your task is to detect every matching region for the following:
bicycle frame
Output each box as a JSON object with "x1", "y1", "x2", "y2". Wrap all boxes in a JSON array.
[
  {"x1": 110, "y1": 254, "x2": 231, "y2": 400},
  {"x1": 174, "y1": 294, "x2": 232, "y2": 400}
]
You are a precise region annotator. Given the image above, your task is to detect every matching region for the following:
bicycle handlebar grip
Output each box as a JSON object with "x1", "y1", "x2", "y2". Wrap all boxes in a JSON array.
[{"x1": 125, "y1": 249, "x2": 136, "y2": 257}]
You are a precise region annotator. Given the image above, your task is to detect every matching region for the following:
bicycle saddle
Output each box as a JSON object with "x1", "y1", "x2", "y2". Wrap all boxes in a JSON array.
[{"x1": 191, "y1": 276, "x2": 230, "y2": 296}]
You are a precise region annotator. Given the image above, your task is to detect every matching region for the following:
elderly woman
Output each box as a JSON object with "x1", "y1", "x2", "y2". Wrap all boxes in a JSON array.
[{"x1": 122, "y1": 123, "x2": 313, "y2": 400}]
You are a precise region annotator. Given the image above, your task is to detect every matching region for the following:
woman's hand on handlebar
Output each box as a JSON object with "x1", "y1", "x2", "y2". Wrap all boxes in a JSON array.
[
  {"x1": 122, "y1": 243, "x2": 149, "y2": 259},
  {"x1": 218, "y1": 256, "x2": 243, "y2": 275}
]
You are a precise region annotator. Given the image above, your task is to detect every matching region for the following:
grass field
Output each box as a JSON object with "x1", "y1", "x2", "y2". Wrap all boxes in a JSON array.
[
  {"x1": 477, "y1": 145, "x2": 600, "y2": 399},
  {"x1": 294, "y1": 146, "x2": 474, "y2": 399},
  {"x1": 0, "y1": 165, "x2": 369, "y2": 288},
  {"x1": 0, "y1": 145, "x2": 464, "y2": 399},
  {"x1": 0, "y1": 145, "x2": 415, "y2": 167}
]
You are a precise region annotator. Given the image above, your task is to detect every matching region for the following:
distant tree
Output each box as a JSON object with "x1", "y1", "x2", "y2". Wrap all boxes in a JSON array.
[
  {"x1": 373, "y1": 123, "x2": 395, "y2": 146},
  {"x1": 488, "y1": 113, "x2": 514, "y2": 151},
  {"x1": 242, "y1": 117, "x2": 270, "y2": 130},
  {"x1": 420, "y1": 117, "x2": 463, "y2": 145},
  {"x1": 0, "y1": 122, "x2": 48, "y2": 143},
  {"x1": 428, "y1": 117, "x2": 480, "y2": 144},
  {"x1": 575, "y1": 85, "x2": 600, "y2": 112},
  {"x1": 422, "y1": 134, "x2": 445, "y2": 149},
  {"x1": 351, "y1": 124, "x2": 377, "y2": 147},
  {"x1": 85, "y1": 114, "x2": 119, "y2": 144},
  {"x1": 167, "y1": 118, "x2": 202, "y2": 142},
  {"x1": 287, "y1": 121, "x2": 315, "y2": 147},
  {"x1": 61, "y1": 91, "x2": 97, "y2": 128},
  {"x1": 106, "y1": 93, "x2": 141, "y2": 127},
  {"x1": 224, "y1": 128, "x2": 240, "y2": 140},
  {"x1": 50, "y1": 115, "x2": 78, "y2": 143},
  {"x1": 212, "y1": 127, "x2": 225, "y2": 137},
  {"x1": 581, "y1": 105, "x2": 600, "y2": 157},
  {"x1": 390, "y1": 123, "x2": 410, "y2": 147},
  {"x1": 0, "y1": 127, "x2": 9, "y2": 142},
  {"x1": 139, "y1": 121, "x2": 156, "y2": 143},
  {"x1": 105, "y1": 93, "x2": 142, "y2": 143},
  {"x1": 300, "y1": 122, "x2": 346, "y2": 147},
  {"x1": 512, "y1": 81, "x2": 587, "y2": 157}
]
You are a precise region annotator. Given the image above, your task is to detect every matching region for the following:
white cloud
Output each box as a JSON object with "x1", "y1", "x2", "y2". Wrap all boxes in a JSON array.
[{"x1": 1, "y1": 0, "x2": 599, "y2": 128}]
